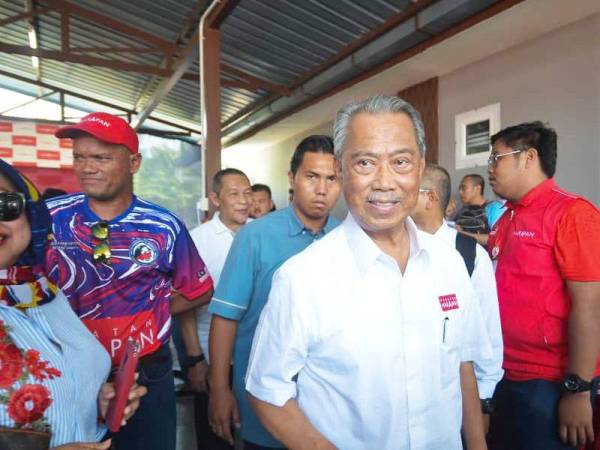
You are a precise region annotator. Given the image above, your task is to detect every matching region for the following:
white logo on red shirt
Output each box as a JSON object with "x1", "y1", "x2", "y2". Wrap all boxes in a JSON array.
[{"x1": 438, "y1": 294, "x2": 459, "y2": 312}]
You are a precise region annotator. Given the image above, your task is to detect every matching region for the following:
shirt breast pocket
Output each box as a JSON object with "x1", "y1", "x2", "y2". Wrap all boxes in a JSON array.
[{"x1": 439, "y1": 312, "x2": 461, "y2": 389}]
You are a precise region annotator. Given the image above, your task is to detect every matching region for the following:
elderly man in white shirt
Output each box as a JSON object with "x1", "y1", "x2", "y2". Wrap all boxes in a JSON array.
[
  {"x1": 412, "y1": 163, "x2": 503, "y2": 433},
  {"x1": 189, "y1": 167, "x2": 252, "y2": 449},
  {"x1": 246, "y1": 95, "x2": 491, "y2": 450}
]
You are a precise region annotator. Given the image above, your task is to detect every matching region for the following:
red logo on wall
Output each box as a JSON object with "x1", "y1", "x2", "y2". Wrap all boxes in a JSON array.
[
  {"x1": 0, "y1": 148, "x2": 13, "y2": 158},
  {"x1": 59, "y1": 139, "x2": 72, "y2": 149},
  {"x1": 37, "y1": 150, "x2": 60, "y2": 160},
  {"x1": 12, "y1": 136, "x2": 37, "y2": 146},
  {"x1": 35, "y1": 124, "x2": 60, "y2": 135},
  {"x1": 438, "y1": 294, "x2": 459, "y2": 312},
  {"x1": 0, "y1": 123, "x2": 13, "y2": 133}
]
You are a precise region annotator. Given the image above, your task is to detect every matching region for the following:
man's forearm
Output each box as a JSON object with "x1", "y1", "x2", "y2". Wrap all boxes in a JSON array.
[
  {"x1": 171, "y1": 289, "x2": 213, "y2": 315},
  {"x1": 460, "y1": 362, "x2": 487, "y2": 450},
  {"x1": 248, "y1": 396, "x2": 335, "y2": 450},
  {"x1": 208, "y1": 315, "x2": 238, "y2": 388},
  {"x1": 178, "y1": 308, "x2": 202, "y2": 356},
  {"x1": 566, "y1": 281, "x2": 600, "y2": 379}
]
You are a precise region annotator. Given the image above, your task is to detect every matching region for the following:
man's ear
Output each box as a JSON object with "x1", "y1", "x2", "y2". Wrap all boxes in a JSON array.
[
  {"x1": 524, "y1": 147, "x2": 539, "y2": 168},
  {"x1": 129, "y1": 153, "x2": 142, "y2": 175},
  {"x1": 288, "y1": 171, "x2": 295, "y2": 190},
  {"x1": 208, "y1": 191, "x2": 220, "y2": 209}
]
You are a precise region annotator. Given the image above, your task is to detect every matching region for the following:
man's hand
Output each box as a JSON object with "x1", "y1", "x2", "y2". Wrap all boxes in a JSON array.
[
  {"x1": 97, "y1": 374, "x2": 147, "y2": 426},
  {"x1": 558, "y1": 392, "x2": 594, "y2": 446},
  {"x1": 208, "y1": 385, "x2": 240, "y2": 445},
  {"x1": 51, "y1": 439, "x2": 111, "y2": 449},
  {"x1": 187, "y1": 360, "x2": 209, "y2": 393}
]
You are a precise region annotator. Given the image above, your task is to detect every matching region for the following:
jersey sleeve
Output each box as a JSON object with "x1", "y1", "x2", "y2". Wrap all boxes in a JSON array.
[
  {"x1": 208, "y1": 226, "x2": 256, "y2": 321},
  {"x1": 171, "y1": 225, "x2": 213, "y2": 300},
  {"x1": 554, "y1": 199, "x2": 600, "y2": 282}
]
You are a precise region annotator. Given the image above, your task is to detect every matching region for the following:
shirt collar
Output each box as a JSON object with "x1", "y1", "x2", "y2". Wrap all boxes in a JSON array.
[
  {"x1": 211, "y1": 211, "x2": 249, "y2": 236},
  {"x1": 433, "y1": 220, "x2": 455, "y2": 244},
  {"x1": 343, "y1": 212, "x2": 425, "y2": 277},
  {"x1": 286, "y1": 206, "x2": 337, "y2": 237},
  {"x1": 508, "y1": 178, "x2": 555, "y2": 209}
]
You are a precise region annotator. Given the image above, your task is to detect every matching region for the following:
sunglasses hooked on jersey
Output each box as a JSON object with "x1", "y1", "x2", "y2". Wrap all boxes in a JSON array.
[
  {"x1": 0, "y1": 192, "x2": 25, "y2": 221},
  {"x1": 91, "y1": 221, "x2": 111, "y2": 264}
]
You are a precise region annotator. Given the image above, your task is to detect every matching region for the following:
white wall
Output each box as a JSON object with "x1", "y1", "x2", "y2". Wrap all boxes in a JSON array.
[{"x1": 438, "y1": 13, "x2": 600, "y2": 205}]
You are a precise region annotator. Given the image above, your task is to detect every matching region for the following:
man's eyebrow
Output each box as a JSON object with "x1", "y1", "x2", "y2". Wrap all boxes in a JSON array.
[{"x1": 349, "y1": 148, "x2": 414, "y2": 158}]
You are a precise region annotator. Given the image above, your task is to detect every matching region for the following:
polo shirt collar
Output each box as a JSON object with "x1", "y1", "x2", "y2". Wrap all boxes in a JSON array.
[
  {"x1": 287, "y1": 206, "x2": 337, "y2": 237},
  {"x1": 434, "y1": 220, "x2": 454, "y2": 242},
  {"x1": 211, "y1": 212, "x2": 233, "y2": 235},
  {"x1": 509, "y1": 178, "x2": 555, "y2": 209},
  {"x1": 343, "y1": 212, "x2": 425, "y2": 277}
]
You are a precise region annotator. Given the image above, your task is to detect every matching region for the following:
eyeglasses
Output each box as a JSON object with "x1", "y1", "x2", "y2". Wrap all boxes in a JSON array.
[
  {"x1": 487, "y1": 149, "x2": 525, "y2": 167},
  {"x1": 0, "y1": 192, "x2": 25, "y2": 221},
  {"x1": 419, "y1": 188, "x2": 433, "y2": 194},
  {"x1": 91, "y1": 221, "x2": 111, "y2": 264}
]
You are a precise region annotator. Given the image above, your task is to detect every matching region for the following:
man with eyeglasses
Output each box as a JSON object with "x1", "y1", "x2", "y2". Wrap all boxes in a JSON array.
[
  {"x1": 44, "y1": 112, "x2": 214, "y2": 450},
  {"x1": 486, "y1": 121, "x2": 600, "y2": 450}
]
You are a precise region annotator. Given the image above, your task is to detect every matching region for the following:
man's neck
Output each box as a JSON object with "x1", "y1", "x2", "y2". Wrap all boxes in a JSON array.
[
  {"x1": 417, "y1": 215, "x2": 443, "y2": 235},
  {"x1": 468, "y1": 196, "x2": 486, "y2": 207},
  {"x1": 88, "y1": 194, "x2": 133, "y2": 221},
  {"x1": 292, "y1": 203, "x2": 328, "y2": 234},
  {"x1": 218, "y1": 213, "x2": 243, "y2": 233},
  {"x1": 510, "y1": 174, "x2": 549, "y2": 203}
]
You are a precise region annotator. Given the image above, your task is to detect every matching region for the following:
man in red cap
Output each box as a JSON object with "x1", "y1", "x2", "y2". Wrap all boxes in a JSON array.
[{"x1": 45, "y1": 112, "x2": 214, "y2": 450}]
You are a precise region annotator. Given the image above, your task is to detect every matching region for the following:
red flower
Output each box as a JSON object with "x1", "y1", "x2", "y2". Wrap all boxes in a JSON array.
[
  {"x1": 0, "y1": 343, "x2": 24, "y2": 388},
  {"x1": 7, "y1": 384, "x2": 52, "y2": 425},
  {"x1": 24, "y1": 349, "x2": 61, "y2": 381}
]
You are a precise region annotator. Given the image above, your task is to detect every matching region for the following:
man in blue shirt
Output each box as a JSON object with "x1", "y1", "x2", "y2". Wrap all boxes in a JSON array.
[{"x1": 207, "y1": 135, "x2": 341, "y2": 449}]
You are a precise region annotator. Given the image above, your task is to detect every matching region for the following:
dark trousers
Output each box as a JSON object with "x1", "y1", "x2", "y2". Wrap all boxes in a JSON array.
[
  {"x1": 489, "y1": 378, "x2": 600, "y2": 450},
  {"x1": 112, "y1": 344, "x2": 177, "y2": 450}
]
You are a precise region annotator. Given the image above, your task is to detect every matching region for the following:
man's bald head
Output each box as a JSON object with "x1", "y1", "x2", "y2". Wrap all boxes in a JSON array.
[{"x1": 422, "y1": 164, "x2": 452, "y2": 214}]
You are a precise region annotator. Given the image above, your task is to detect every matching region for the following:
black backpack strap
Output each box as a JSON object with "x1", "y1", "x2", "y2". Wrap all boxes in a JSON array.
[{"x1": 455, "y1": 232, "x2": 477, "y2": 277}]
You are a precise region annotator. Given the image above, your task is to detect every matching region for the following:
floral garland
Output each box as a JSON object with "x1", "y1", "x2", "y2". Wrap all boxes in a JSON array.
[{"x1": 0, "y1": 319, "x2": 61, "y2": 432}]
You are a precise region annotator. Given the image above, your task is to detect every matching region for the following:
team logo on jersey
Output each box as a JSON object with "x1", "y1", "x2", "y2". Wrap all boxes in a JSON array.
[{"x1": 130, "y1": 240, "x2": 158, "y2": 265}]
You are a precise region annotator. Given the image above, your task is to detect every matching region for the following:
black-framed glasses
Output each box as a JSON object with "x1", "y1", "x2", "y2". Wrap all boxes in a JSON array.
[
  {"x1": 0, "y1": 192, "x2": 25, "y2": 221},
  {"x1": 91, "y1": 221, "x2": 111, "y2": 264},
  {"x1": 487, "y1": 149, "x2": 525, "y2": 167}
]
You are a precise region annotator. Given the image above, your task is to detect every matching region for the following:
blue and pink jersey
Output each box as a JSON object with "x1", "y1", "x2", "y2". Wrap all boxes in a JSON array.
[{"x1": 45, "y1": 194, "x2": 213, "y2": 366}]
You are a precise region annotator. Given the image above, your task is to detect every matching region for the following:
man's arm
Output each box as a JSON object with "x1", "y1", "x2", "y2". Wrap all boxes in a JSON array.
[
  {"x1": 457, "y1": 228, "x2": 489, "y2": 246},
  {"x1": 248, "y1": 396, "x2": 335, "y2": 450},
  {"x1": 558, "y1": 280, "x2": 600, "y2": 447},
  {"x1": 176, "y1": 307, "x2": 209, "y2": 393},
  {"x1": 208, "y1": 315, "x2": 240, "y2": 445},
  {"x1": 171, "y1": 289, "x2": 213, "y2": 315},
  {"x1": 460, "y1": 361, "x2": 487, "y2": 450}
]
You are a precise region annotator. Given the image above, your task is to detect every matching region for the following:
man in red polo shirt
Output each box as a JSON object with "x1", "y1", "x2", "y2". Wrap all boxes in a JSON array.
[{"x1": 487, "y1": 121, "x2": 600, "y2": 449}]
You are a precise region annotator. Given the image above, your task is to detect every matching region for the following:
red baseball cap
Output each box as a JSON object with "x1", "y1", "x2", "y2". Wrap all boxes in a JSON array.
[{"x1": 55, "y1": 112, "x2": 139, "y2": 154}]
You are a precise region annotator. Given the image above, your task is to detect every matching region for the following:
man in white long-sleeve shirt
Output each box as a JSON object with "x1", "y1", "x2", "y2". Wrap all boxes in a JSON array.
[{"x1": 412, "y1": 163, "x2": 503, "y2": 433}]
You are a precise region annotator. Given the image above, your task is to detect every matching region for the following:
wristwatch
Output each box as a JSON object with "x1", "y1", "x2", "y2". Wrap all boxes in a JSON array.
[
  {"x1": 562, "y1": 373, "x2": 591, "y2": 394},
  {"x1": 480, "y1": 398, "x2": 495, "y2": 414},
  {"x1": 183, "y1": 354, "x2": 205, "y2": 369}
]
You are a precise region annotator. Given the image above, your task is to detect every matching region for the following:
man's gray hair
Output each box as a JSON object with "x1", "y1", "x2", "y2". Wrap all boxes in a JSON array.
[{"x1": 333, "y1": 95, "x2": 427, "y2": 158}]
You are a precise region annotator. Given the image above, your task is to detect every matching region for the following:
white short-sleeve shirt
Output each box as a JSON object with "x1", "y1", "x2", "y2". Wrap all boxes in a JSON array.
[
  {"x1": 246, "y1": 213, "x2": 492, "y2": 450},
  {"x1": 189, "y1": 213, "x2": 238, "y2": 361},
  {"x1": 434, "y1": 221, "x2": 503, "y2": 399}
]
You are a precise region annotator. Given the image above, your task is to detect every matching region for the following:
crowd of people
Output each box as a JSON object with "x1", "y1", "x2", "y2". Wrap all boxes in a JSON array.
[{"x1": 0, "y1": 94, "x2": 598, "y2": 450}]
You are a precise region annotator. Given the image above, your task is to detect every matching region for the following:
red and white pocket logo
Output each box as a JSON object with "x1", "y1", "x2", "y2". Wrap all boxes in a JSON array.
[{"x1": 438, "y1": 294, "x2": 459, "y2": 312}]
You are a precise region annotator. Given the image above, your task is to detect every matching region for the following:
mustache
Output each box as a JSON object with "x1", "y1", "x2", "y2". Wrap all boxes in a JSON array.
[{"x1": 366, "y1": 193, "x2": 403, "y2": 202}]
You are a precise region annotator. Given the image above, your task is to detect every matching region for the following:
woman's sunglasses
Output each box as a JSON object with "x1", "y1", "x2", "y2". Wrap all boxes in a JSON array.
[
  {"x1": 0, "y1": 192, "x2": 25, "y2": 221},
  {"x1": 91, "y1": 221, "x2": 111, "y2": 264}
]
